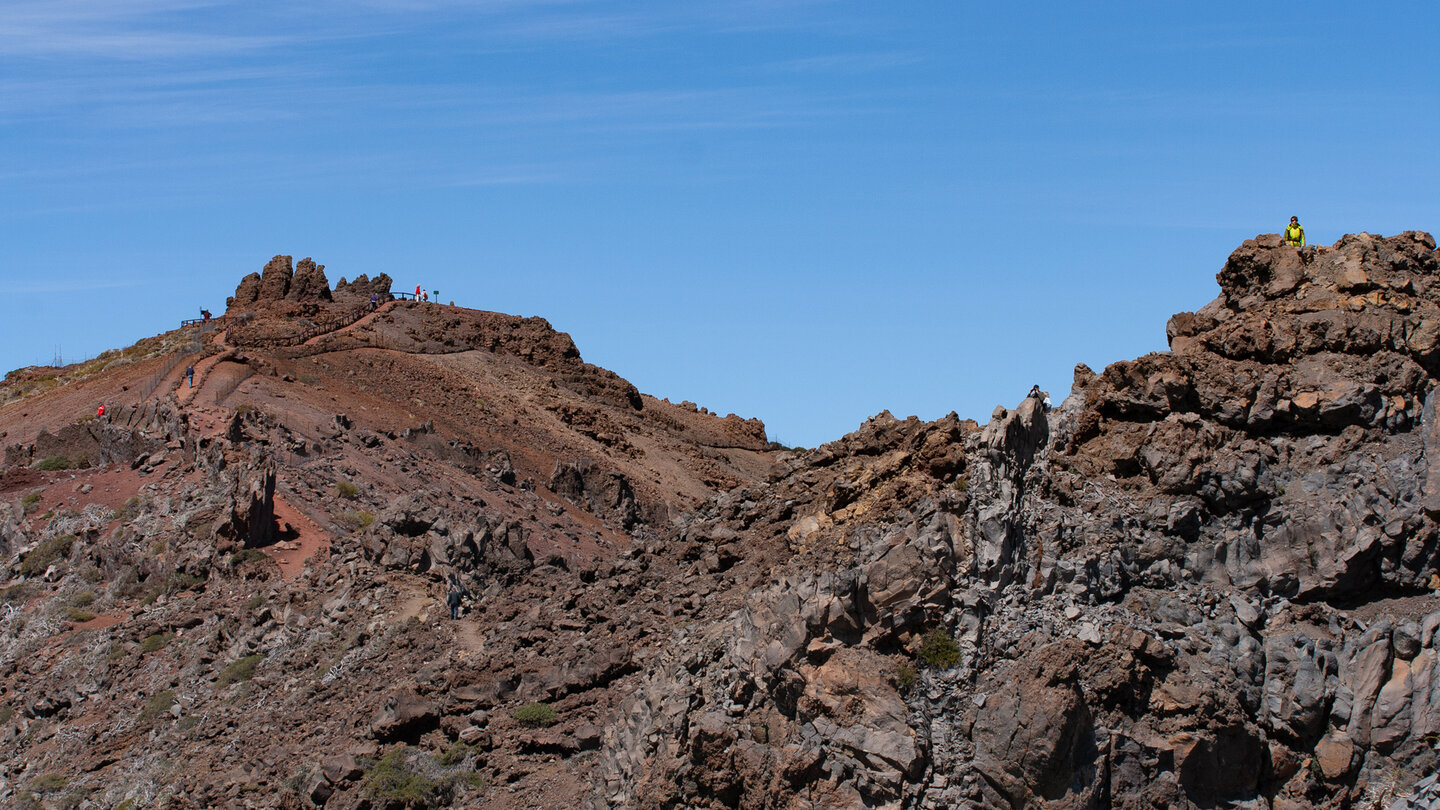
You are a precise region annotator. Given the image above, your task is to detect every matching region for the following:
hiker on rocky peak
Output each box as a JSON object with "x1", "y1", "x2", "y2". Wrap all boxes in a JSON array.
[
  {"x1": 415, "y1": 284, "x2": 421, "y2": 300},
  {"x1": 1028, "y1": 385, "x2": 1051, "y2": 413},
  {"x1": 1285, "y1": 216, "x2": 1306, "y2": 247},
  {"x1": 96, "y1": 403, "x2": 105, "y2": 419}
]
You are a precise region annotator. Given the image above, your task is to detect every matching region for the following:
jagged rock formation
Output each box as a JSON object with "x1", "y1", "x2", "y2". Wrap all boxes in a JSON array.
[
  {"x1": 1, "y1": 234, "x2": 1439, "y2": 809},
  {"x1": 589, "y1": 232, "x2": 1440, "y2": 810},
  {"x1": 227, "y1": 254, "x2": 335, "y2": 310},
  {"x1": 334, "y1": 272, "x2": 395, "y2": 301},
  {"x1": 291, "y1": 258, "x2": 333, "y2": 302}
]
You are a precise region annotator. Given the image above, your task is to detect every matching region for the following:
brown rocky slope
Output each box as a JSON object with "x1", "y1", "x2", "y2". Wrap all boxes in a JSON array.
[{"x1": 1, "y1": 234, "x2": 1439, "y2": 809}]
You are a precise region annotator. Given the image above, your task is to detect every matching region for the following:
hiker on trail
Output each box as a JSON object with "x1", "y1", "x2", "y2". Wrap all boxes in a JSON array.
[
  {"x1": 422, "y1": 290, "x2": 429, "y2": 302},
  {"x1": 447, "y1": 587, "x2": 463, "y2": 620},
  {"x1": 96, "y1": 403, "x2": 105, "y2": 419},
  {"x1": 186, "y1": 365, "x2": 195, "y2": 388},
  {"x1": 369, "y1": 293, "x2": 378, "y2": 312},
  {"x1": 200, "y1": 307, "x2": 211, "y2": 322},
  {"x1": 1284, "y1": 216, "x2": 1306, "y2": 247},
  {"x1": 415, "y1": 284, "x2": 422, "y2": 300}
]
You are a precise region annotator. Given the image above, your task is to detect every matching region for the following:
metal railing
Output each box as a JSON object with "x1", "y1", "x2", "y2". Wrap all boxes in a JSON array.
[
  {"x1": 211, "y1": 366, "x2": 256, "y2": 404},
  {"x1": 138, "y1": 344, "x2": 202, "y2": 400}
]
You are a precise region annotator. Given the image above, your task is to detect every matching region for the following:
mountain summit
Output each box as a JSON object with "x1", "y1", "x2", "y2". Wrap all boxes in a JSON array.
[{"x1": 2, "y1": 233, "x2": 1439, "y2": 809}]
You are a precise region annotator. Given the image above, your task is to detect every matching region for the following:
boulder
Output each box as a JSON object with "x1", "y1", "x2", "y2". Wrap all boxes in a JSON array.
[
  {"x1": 369, "y1": 692, "x2": 440, "y2": 741},
  {"x1": 971, "y1": 642, "x2": 1100, "y2": 804}
]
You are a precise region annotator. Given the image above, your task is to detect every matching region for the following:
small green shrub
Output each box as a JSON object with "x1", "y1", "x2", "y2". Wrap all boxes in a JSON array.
[
  {"x1": 894, "y1": 661, "x2": 919, "y2": 692},
  {"x1": 140, "y1": 690, "x2": 175, "y2": 723},
  {"x1": 437, "y1": 740, "x2": 475, "y2": 766},
  {"x1": 36, "y1": 455, "x2": 71, "y2": 471},
  {"x1": 113, "y1": 496, "x2": 146, "y2": 522},
  {"x1": 66, "y1": 609, "x2": 96, "y2": 622},
  {"x1": 20, "y1": 534, "x2": 75, "y2": 576},
  {"x1": 917, "y1": 629, "x2": 962, "y2": 670},
  {"x1": 21, "y1": 492, "x2": 43, "y2": 514},
  {"x1": 0, "y1": 705, "x2": 13, "y2": 724},
  {"x1": 70, "y1": 591, "x2": 96, "y2": 607},
  {"x1": 247, "y1": 594, "x2": 266, "y2": 610},
  {"x1": 338, "y1": 510, "x2": 375, "y2": 531},
  {"x1": 447, "y1": 772, "x2": 486, "y2": 791},
  {"x1": 364, "y1": 746, "x2": 437, "y2": 805},
  {"x1": 166, "y1": 572, "x2": 205, "y2": 593},
  {"x1": 230, "y1": 549, "x2": 269, "y2": 566},
  {"x1": 140, "y1": 632, "x2": 174, "y2": 654},
  {"x1": 513, "y1": 702, "x2": 558, "y2": 728},
  {"x1": 337, "y1": 480, "x2": 360, "y2": 500},
  {"x1": 216, "y1": 654, "x2": 263, "y2": 687},
  {"x1": 2, "y1": 582, "x2": 35, "y2": 606},
  {"x1": 31, "y1": 772, "x2": 69, "y2": 793}
]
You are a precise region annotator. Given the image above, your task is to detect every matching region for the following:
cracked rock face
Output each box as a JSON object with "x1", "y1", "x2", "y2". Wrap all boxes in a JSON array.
[
  {"x1": 592, "y1": 232, "x2": 1440, "y2": 810},
  {"x1": 3, "y1": 232, "x2": 1440, "y2": 809}
]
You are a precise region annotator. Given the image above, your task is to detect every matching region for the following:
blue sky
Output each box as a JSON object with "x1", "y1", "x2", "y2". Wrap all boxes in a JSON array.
[{"x1": 2, "y1": 2, "x2": 1436, "y2": 447}]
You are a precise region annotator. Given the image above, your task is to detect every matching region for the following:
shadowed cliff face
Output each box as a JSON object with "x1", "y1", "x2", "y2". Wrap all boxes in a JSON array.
[
  {"x1": 592, "y1": 232, "x2": 1440, "y2": 810},
  {"x1": 1, "y1": 234, "x2": 1438, "y2": 810}
]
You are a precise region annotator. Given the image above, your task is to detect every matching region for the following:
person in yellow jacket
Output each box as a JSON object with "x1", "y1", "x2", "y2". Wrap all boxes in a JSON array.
[{"x1": 1284, "y1": 216, "x2": 1305, "y2": 247}]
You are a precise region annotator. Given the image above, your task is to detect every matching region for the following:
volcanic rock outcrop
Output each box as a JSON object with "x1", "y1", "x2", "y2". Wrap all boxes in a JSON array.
[
  {"x1": 589, "y1": 231, "x2": 1440, "y2": 810},
  {"x1": 228, "y1": 254, "x2": 334, "y2": 309},
  {"x1": 334, "y1": 272, "x2": 395, "y2": 301},
  {"x1": 1, "y1": 233, "x2": 1438, "y2": 809}
]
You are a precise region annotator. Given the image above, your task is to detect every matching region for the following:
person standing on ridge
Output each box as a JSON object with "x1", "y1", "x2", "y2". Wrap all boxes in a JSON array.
[
  {"x1": 96, "y1": 403, "x2": 105, "y2": 419},
  {"x1": 1285, "y1": 216, "x2": 1306, "y2": 247},
  {"x1": 415, "y1": 284, "x2": 422, "y2": 300}
]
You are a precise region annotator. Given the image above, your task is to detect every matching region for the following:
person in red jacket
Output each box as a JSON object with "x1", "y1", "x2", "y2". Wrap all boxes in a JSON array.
[{"x1": 96, "y1": 403, "x2": 105, "y2": 419}]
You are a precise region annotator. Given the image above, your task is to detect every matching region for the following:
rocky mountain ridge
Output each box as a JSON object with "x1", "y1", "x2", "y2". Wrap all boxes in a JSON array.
[{"x1": 1, "y1": 233, "x2": 1439, "y2": 809}]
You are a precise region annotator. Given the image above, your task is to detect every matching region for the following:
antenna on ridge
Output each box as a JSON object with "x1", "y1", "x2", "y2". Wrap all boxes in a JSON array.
[{"x1": 52, "y1": 345, "x2": 63, "y2": 367}]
